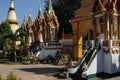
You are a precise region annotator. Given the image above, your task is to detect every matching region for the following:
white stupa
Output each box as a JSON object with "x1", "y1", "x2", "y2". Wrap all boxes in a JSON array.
[{"x1": 6, "y1": 0, "x2": 19, "y2": 33}]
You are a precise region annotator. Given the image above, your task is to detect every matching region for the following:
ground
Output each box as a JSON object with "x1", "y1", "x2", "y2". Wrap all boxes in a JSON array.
[
  {"x1": 0, "y1": 64, "x2": 71, "y2": 80},
  {"x1": 0, "y1": 64, "x2": 120, "y2": 80}
]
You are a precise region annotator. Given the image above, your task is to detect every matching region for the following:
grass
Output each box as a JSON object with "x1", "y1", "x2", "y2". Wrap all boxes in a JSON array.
[
  {"x1": 0, "y1": 71, "x2": 21, "y2": 80},
  {"x1": 0, "y1": 58, "x2": 21, "y2": 65}
]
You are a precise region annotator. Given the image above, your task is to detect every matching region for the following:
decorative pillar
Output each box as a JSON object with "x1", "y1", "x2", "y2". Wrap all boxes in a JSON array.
[
  {"x1": 77, "y1": 36, "x2": 83, "y2": 61},
  {"x1": 110, "y1": 23, "x2": 113, "y2": 39},
  {"x1": 112, "y1": 8, "x2": 118, "y2": 39},
  {"x1": 118, "y1": 18, "x2": 120, "y2": 39},
  {"x1": 96, "y1": 17, "x2": 100, "y2": 34},
  {"x1": 95, "y1": 14, "x2": 105, "y2": 40},
  {"x1": 107, "y1": 12, "x2": 110, "y2": 40},
  {"x1": 73, "y1": 45, "x2": 77, "y2": 61}
]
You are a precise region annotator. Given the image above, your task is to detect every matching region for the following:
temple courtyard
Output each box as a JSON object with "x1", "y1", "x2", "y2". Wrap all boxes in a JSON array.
[
  {"x1": 0, "y1": 64, "x2": 71, "y2": 80},
  {"x1": 0, "y1": 64, "x2": 119, "y2": 80}
]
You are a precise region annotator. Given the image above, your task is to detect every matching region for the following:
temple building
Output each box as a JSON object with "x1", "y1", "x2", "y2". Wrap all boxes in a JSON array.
[
  {"x1": 44, "y1": 0, "x2": 59, "y2": 42},
  {"x1": 21, "y1": 0, "x2": 59, "y2": 45},
  {"x1": 6, "y1": 0, "x2": 19, "y2": 33}
]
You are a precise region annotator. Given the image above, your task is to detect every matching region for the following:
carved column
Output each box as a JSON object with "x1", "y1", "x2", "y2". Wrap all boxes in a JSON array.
[
  {"x1": 119, "y1": 17, "x2": 120, "y2": 39},
  {"x1": 113, "y1": 15, "x2": 118, "y2": 39},
  {"x1": 107, "y1": 12, "x2": 110, "y2": 40}
]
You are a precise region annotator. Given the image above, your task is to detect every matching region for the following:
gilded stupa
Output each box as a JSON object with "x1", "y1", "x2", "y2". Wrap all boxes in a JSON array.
[{"x1": 6, "y1": 0, "x2": 19, "y2": 33}]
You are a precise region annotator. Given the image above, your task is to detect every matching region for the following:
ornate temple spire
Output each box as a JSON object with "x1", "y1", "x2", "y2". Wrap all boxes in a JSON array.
[
  {"x1": 26, "y1": 13, "x2": 34, "y2": 29},
  {"x1": 28, "y1": 13, "x2": 33, "y2": 23},
  {"x1": 6, "y1": 0, "x2": 19, "y2": 33},
  {"x1": 38, "y1": 1, "x2": 43, "y2": 17},
  {"x1": 38, "y1": 0, "x2": 42, "y2": 11},
  {"x1": 21, "y1": 16, "x2": 27, "y2": 31},
  {"x1": 10, "y1": 0, "x2": 14, "y2": 9},
  {"x1": 48, "y1": 0, "x2": 53, "y2": 13},
  {"x1": 23, "y1": 16, "x2": 27, "y2": 23}
]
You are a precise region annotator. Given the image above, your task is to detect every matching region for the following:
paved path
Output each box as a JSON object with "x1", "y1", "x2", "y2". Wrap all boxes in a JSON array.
[
  {"x1": 0, "y1": 64, "x2": 120, "y2": 80},
  {"x1": 0, "y1": 64, "x2": 71, "y2": 80}
]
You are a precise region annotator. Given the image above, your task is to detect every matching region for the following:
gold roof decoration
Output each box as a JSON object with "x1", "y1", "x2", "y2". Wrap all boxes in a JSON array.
[
  {"x1": 26, "y1": 14, "x2": 34, "y2": 33},
  {"x1": 112, "y1": 0, "x2": 118, "y2": 15},
  {"x1": 50, "y1": 11, "x2": 59, "y2": 28},
  {"x1": 92, "y1": 0, "x2": 119, "y2": 14},
  {"x1": 74, "y1": 0, "x2": 95, "y2": 19},
  {"x1": 48, "y1": 10, "x2": 59, "y2": 28},
  {"x1": 21, "y1": 16, "x2": 27, "y2": 31},
  {"x1": 43, "y1": 0, "x2": 59, "y2": 28},
  {"x1": 70, "y1": 0, "x2": 95, "y2": 37},
  {"x1": 34, "y1": 7, "x2": 46, "y2": 31},
  {"x1": 44, "y1": 11, "x2": 51, "y2": 27}
]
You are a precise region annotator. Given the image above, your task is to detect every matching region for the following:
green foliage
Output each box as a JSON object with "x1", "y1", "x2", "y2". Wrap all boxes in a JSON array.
[
  {"x1": 7, "y1": 72, "x2": 17, "y2": 80},
  {"x1": 0, "y1": 72, "x2": 21, "y2": 80},
  {"x1": 22, "y1": 56, "x2": 31, "y2": 61},
  {"x1": 0, "y1": 21, "x2": 29, "y2": 62},
  {"x1": 15, "y1": 27, "x2": 28, "y2": 47},
  {"x1": 57, "y1": 53, "x2": 71, "y2": 65},
  {"x1": 0, "y1": 21, "x2": 14, "y2": 51},
  {"x1": 0, "y1": 59, "x2": 21, "y2": 65},
  {"x1": 0, "y1": 21, "x2": 28, "y2": 51},
  {"x1": 0, "y1": 74, "x2": 4, "y2": 80}
]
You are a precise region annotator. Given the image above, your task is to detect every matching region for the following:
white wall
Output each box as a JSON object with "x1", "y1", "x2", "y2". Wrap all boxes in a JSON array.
[
  {"x1": 103, "y1": 53, "x2": 112, "y2": 73},
  {"x1": 111, "y1": 53, "x2": 120, "y2": 73},
  {"x1": 87, "y1": 49, "x2": 104, "y2": 75}
]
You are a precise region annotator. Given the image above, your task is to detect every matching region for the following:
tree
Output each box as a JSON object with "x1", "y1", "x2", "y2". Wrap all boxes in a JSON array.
[
  {"x1": 44, "y1": 0, "x2": 81, "y2": 39},
  {"x1": 0, "y1": 21, "x2": 14, "y2": 51},
  {"x1": 0, "y1": 22, "x2": 29, "y2": 61},
  {"x1": 15, "y1": 27, "x2": 28, "y2": 49}
]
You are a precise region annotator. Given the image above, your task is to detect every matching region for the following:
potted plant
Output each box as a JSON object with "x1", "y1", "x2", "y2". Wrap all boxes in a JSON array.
[{"x1": 22, "y1": 56, "x2": 31, "y2": 64}]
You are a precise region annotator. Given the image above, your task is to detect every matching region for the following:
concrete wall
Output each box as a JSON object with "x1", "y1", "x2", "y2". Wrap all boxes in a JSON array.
[
  {"x1": 103, "y1": 52, "x2": 120, "y2": 74},
  {"x1": 87, "y1": 49, "x2": 104, "y2": 75},
  {"x1": 59, "y1": 39, "x2": 73, "y2": 54},
  {"x1": 87, "y1": 40, "x2": 120, "y2": 76}
]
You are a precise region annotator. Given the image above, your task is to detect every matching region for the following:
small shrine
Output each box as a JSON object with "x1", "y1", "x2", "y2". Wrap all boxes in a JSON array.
[{"x1": 68, "y1": 0, "x2": 120, "y2": 79}]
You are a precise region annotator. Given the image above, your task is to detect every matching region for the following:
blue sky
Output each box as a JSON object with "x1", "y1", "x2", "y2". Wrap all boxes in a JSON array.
[{"x1": 0, "y1": 0, "x2": 45, "y2": 26}]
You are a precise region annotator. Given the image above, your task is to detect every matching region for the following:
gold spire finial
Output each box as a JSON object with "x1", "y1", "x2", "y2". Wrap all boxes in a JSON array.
[{"x1": 48, "y1": 0, "x2": 53, "y2": 13}]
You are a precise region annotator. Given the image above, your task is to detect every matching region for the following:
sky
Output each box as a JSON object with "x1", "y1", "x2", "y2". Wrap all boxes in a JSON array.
[{"x1": 0, "y1": 0, "x2": 45, "y2": 26}]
